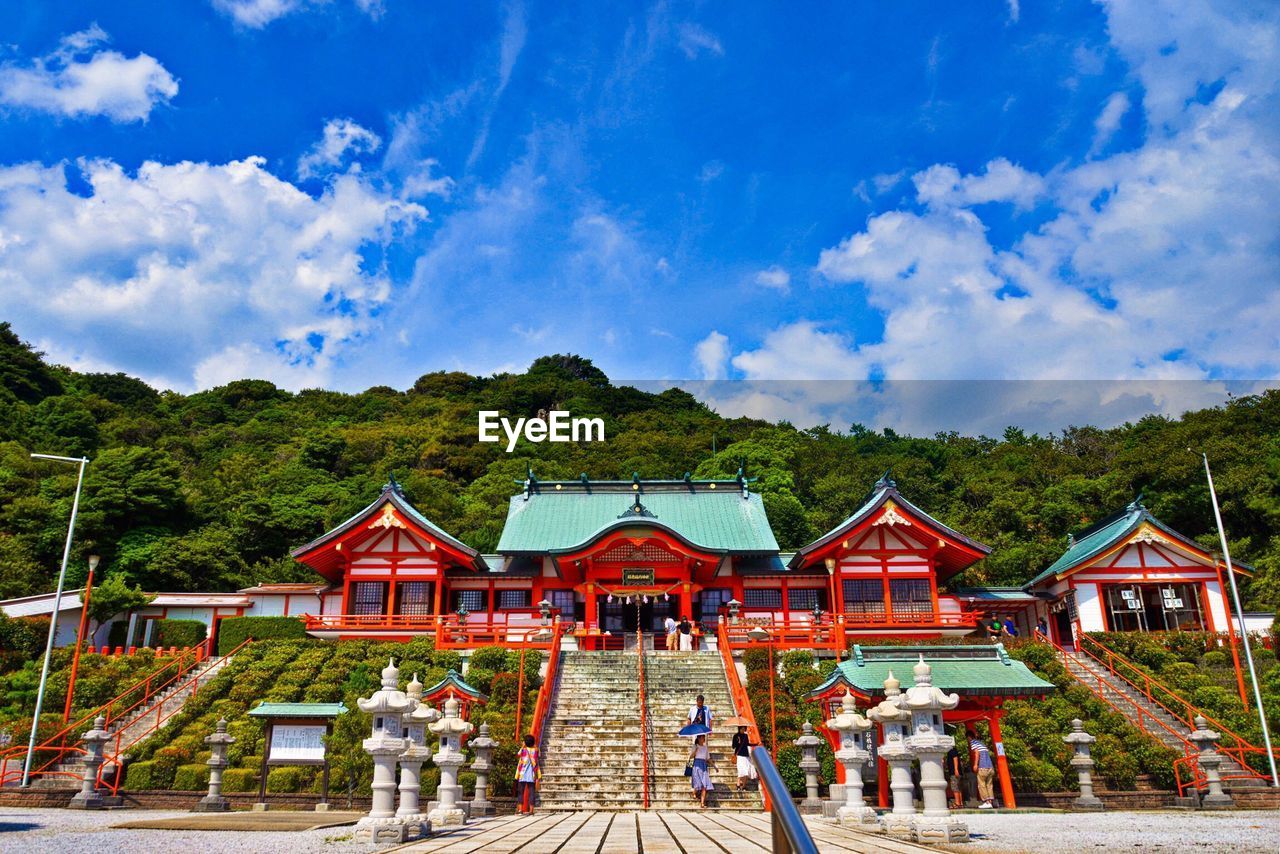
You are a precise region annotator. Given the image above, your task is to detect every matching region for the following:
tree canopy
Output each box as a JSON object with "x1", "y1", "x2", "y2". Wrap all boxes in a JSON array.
[{"x1": 0, "y1": 327, "x2": 1277, "y2": 609}]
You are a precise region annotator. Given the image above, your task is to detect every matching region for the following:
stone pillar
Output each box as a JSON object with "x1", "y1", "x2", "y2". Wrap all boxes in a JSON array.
[
  {"x1": 901, "y1": 657, "x2": 968, "y2": 844},
  {"x1": 194, "y1": 718, "x2": 236, "y2": 812},
  {"x1": 826, "y1": 690, "x2": 875, "y2": 826},
  {"x1": 427, "y1": 697, "x2": 474, "y2": 827},
  {"x1": 397, "y1": 674, "x2": 438, "y2": 840},
  {"x1": 1063, "y1": 719, "x2": 1103, "y2": 811},
  {"x1": 867, "y1": 671, "x2": 915, "y2": 839},
  {"x1": 794, "y1": 722, "x2": 823, "y2": 813},
  {"x1": 67, "y1": 716, "x2": 110, "y2": 810},
  {"x1": 469, "y1": 723, "x2": 497, "y2": 817},
  {"x1": 353, "y1": 659, "x2": 411, "y2": 845},
  {"x1": 1189, "y1": 716, "x2": 1234, "y2": 809}
]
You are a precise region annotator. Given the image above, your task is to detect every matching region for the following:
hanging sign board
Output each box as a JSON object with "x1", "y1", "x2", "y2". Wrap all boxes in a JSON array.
[
  {"x1": 268, "y1": 724, "x2": 328, "y2": 764},
  {"x1": 622, "y1": 568, "x2": 655, "y2": 587}
]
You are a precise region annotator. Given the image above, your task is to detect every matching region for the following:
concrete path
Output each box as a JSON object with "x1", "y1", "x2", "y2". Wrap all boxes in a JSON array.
[
  {"x1": 111, "y1": 810, "x2": 364, "y2": 831},
  {"x1": 389, "y1": 811, "x2": 936, "y2": 853}
]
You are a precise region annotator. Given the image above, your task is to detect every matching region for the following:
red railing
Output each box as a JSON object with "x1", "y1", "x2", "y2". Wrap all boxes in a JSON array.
[
  {"x1": 301, "y1": 613, "x2": 439, "y2": 632},
  {"x1": 529, "y1": 620, "x2": 565, "y2": 746},
  {"x1": 301, "y1": 611, "x2": 565, "y2": 650},
  {"x1": 0, "y1": 646, "x2": 206, "y2": 786},
  {"x1": 718, "y1": 619, "x2": 769, "y2": 811},
  {"x1": 512, "y1": 620, "x2": 562, "y2": 742},
  {"x1": 722, "y1": 617, "x2": 844, "y2": 652},
  {"x1": 1076, "y1": 634, "x2": 1274, "y2": 782},
  {"x1": 637, "y1": 627, "x2": 650, "y2": 810},
  {"x1": 96, "y1": 637, "x2": 252, "y2": 795}
]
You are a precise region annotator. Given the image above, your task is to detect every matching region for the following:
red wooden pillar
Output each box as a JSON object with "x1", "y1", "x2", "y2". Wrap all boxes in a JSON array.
[
  {"x1": 584, "y1": 583, "x2": 598, "y2": 633},
  {"x1": 876, "y1": 722, "x2": 889, "y2": 808},
  {"x1": 988, "y1": 710, "x2": 1016, "y2": 809}
]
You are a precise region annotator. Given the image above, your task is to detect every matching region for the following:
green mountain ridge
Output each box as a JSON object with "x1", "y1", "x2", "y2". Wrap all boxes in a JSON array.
[{"x1": 2, "y1": 321, "x2": 1279, "y2": 608}]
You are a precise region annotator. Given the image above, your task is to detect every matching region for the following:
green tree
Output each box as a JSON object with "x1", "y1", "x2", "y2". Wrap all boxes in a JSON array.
[{"x1": 83, "y1": 574, "x2": 154, "y2": 635}]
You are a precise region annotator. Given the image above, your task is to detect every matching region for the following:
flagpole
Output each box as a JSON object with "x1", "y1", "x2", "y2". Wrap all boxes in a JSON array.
[{"x1": 1201, "y1": 452, "x2": 1278, "y2": 787}]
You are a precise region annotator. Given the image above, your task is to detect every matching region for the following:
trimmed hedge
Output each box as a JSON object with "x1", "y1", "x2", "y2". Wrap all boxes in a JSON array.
[
  {"x1": 217, "y1": 616, "x2": 306, "y2": 654},
  {"x1": 173, "y1": 763, "x2": 211, "y2": 791},
  {"x1": 221, "y1": 768, "x2": 258, "y2": 792},
  {"x1": 156, "y1": 619, "x2": 208, "y2": 649}
]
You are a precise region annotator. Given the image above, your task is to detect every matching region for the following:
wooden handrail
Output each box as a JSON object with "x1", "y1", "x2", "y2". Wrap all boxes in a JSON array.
[
  {"x1": 718, "y1": 619, "x2": 768, "y2": 811},
  {"x1": 637, "y1": 627, "x2": 650, "y2": 809},
  {"x1": 0, "y1": 646, "x2": 203, "y2": 782},
  {"x1": 530, "y1": 618, "x2": 564, "y2": 746},
  {"x1": 97, "y1": 637, "x2": 253, "y2": 795}
]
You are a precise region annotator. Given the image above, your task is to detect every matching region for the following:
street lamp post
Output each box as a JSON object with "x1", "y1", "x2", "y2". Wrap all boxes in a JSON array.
[
  {"x1": 1199, "y1": 452, "x2": 1279, "y2": 788},
  {"x1": 22, "y1": 453, "x2": 90, "y2": 788},
  {"x1": 64, "y1": 555, "x2": 101, "y2": 724}
]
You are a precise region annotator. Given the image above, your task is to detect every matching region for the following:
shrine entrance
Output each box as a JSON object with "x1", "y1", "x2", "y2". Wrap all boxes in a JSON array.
[{"x1": 597, "y1": 593, "x2": 680, "y2": 634}]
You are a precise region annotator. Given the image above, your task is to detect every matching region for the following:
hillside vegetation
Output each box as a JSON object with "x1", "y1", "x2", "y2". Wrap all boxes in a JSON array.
[{"x1": 1, "y1": 321, "x2": 1279, "y2": 607}]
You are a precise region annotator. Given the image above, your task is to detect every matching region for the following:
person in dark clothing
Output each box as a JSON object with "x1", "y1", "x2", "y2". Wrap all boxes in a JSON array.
[
  {"x1": 678, "y1": 615, "x2": 693, "y2": 650},
  {"x1": 984, "y1": 618, "x2": 1002, "y2": 641},
  {"x1": 731, "y1": 725, "x2": 754, "y2": 790},
  {"x1": 946, "y1": 742, "x2": 964, "y2": 807}
]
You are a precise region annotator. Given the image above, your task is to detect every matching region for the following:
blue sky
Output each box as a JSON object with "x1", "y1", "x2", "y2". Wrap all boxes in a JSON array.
[{"x1": 0, "y1": 1, "x2": 1276, "y2": 431}]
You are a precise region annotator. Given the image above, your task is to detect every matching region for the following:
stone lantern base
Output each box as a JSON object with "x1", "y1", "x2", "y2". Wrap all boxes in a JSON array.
[
  {"x1": 192, "y1": 794, "x2": 231, "y2": 812},
  {"x1": 837, "y1": 804, "x2": 879, "y2": 827},
  {"x1": 352, "y1": 816, "x2": 407, "y2": 844},
  {"x1": 67, "y1": 791, "x2": 105, "y2": 810},
  {"x1": 426, "y1": 805, "x2": 466, "y2": 828},
  {"x1": 1070, "y1": 794, "x2": 1104, "y2": 811},
  {"x1": 398, "y1": 814, "x2": 431, "y2": 840},
  {"x1": 912, "y1": 814, "x2": 969, "y2": 844},
  {"x1": 880, "y1": 812, "x2": 915, "y2": 840},
  {"x1": 426, "y1": 796, "x2": 471, "y2": 820},
  {"x1": 1200, "y1": 791, "x2": 1235, "y2": 810}
]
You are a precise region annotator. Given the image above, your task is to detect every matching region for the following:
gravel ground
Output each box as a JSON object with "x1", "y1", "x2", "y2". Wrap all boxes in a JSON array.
[
  {"x1": 958, "y1": 810, "x2": 1280, "y2": 854},
  {"x1": 0, "y1": 807, "x2": 382, "y2": 854}
]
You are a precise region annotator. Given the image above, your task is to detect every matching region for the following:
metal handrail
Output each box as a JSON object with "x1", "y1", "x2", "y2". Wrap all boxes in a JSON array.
[
  {"x1": 637, "y1": 627, "x2": 651, "y2": 809},
  {"x1": 750, "y1": 746, "x2": 818, "y2": 854}
]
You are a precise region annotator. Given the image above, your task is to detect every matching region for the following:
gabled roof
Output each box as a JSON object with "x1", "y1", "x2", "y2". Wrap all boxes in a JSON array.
[
  {"x1": 248, "y1": 702, "x2": 347, "y2": 718},
  {"x1": 808, "y1": 644, "x2": 1053, "y2": 699},
  {"x1": 291, "y1": 477, "x2": 484, "y2": 575},
  {"x1": 789, "y1": 474, "x2": 990, "y2": 577},
  {"x1": 495, "y1": 477, "x2": 780, "y2": 555},
  {"x1": 423, "y1": 669, "x2": 488, "y2": 704},
  {"x1": 1022, "y1": 498, "x2": 1237, "y2": 590}
]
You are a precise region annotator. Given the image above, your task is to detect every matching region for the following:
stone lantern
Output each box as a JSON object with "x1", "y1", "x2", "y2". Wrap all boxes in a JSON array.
[
  {"x1": 469, "y1": 722, "x2": 498, "y2": 817},
  {"x1": 826, "y1": 689, "x2": 875, "y2": 826},
  {"x1": 193, "y1": 718, "x2": 236, "y2": 812},
  {"x1": 427, "y1": 696, "x2": 474, "y2": 827},
  {"x1": 793, "y1": 721, "x2": 824, "y2": 813},
  {"x1": 1189, "y1": 716, "x2": 1234, "y2": 809},
  {"x1": 353, "y1": 659, "x2": 411, "y2": 844},
  {"x1": 867, "y1": 671, "x2": 914, "y2": 839},
  {"x1": 397, "y1": 674, "x2": 438, "y2": 840},
  {"x1": 1063, "y1": 719, "x2": 1103, "y2": 811},
  {"x1": 538, "y1": 599, "x2": 553, "y2": 624},
  {"x1": 726, "y1": 598, "x2": 742, "y2": 624},
  {"x1": 68, "y1": 716, "x2": 110, "y2": 810},
  {"x1": 901, "y1": 657, "x2": 967, "y2": 844}
]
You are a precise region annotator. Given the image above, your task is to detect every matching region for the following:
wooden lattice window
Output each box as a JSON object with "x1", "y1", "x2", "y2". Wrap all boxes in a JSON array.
[
  {"x1": 352, "y1": 582, "x2": 386, "y2": 615},
  {"x1": 743, "y1": 588, "x2": 782, "y2": 609},
  {"x1": 596, "y1": 541, "x2": 681, "y2": 562},
  {"x1": 843, "y1": 579, "x2": 885, "y2": 616},
  {"x1": 889, "y1": 578, "x2": 933, "y2": 618}
]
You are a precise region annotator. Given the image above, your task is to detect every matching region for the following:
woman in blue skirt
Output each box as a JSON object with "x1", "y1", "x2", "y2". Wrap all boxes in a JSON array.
[{"x1": 688, "y1": 733, "x2": 715, "y2": 807}]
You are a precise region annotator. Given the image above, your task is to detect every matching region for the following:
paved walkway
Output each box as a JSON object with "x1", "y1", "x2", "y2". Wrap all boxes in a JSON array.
[{"x1": 389, "y1": 811, "x2": 935, "y2": 853}]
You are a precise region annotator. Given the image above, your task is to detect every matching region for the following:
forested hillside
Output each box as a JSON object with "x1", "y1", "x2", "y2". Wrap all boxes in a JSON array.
[{"x1": 1, "y1": 321, "x2": 1278, "y2": 608}]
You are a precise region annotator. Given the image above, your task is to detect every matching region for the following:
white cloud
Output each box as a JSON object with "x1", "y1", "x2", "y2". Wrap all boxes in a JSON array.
[
  {"x1": 754, "y1": 266, "x2": 791, "y2": 292},
  {"x1": 731, "y1": 322, "x2": 862, "y2": 380},
  {"x1": 912, "y1": 157, "x2": 1047, "y2": 210},
  {"x1": 1091, "y1": 91, "x2": 1131, "y2": 155},
  {"x1": 297, "y1": 118, "x2": 383, "y2": 179},
  {"x1": 1006, "y1": 0, "x2": 1020, "y2": 24},
  {"x1": 694, "y1": 331, "x2": 730, "y2": 380},
  {"x1": 677, "y1": 24, "x2": 723, "y2": 59},
  {"x1": 0, "y1": 156, "x2": 425, "y2": 391},
  {"x1": 0, "y1": 26, "x2": 178, "y2": 122},
  {"x1": 211, "y1": 0, "x2": 382, "y2": 28}
]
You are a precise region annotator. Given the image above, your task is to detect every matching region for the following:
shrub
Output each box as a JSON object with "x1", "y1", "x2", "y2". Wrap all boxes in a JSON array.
[
  {"x1": 489, "y1": 672, "x2": 520, "y2": 708},
  {"x1": 1202, "y1": 650, "x2": 1228, "y2": 668},
  {"x1": 780, "y1": 650, "x2": 814, "y2": 680},
  {"x1": 124, "y1": 760, "x2": 165, "y2": 790},
  {"x1": 742, "y1": 648, "x2": 770, "y2": 674},
  {"x1": 217, "y1": 617, "x2": 306, "y2": 654},
  {"x1": 468, "y1": 646, "x2": 510, "y2": 673},
  {"x1": 221, "y1": 768, "x2": 258, "y2": 793},
  {"x1": 155, "y1": 619, "x2": 208, "y2": 649},
  {"x1": 172, "y1": 763, "x2": 211, "y2": 791},
  {"x1": 266, "y1": 766, "x2": 311, "y2": 793},
  {"x1": 0, "y1": 614, "x2": 49, "y2": 670}
]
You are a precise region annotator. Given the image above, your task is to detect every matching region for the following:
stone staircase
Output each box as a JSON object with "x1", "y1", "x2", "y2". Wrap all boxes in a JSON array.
[
  {"x1": 32, "y1": 654, "x2": 234, "y2": 789},
  {"x1": 1060, "y1": 651, "x2": 1267, "y2": 790},
  {"x1": 537, "y1": 649, "x2": 763, "y2": 811}
]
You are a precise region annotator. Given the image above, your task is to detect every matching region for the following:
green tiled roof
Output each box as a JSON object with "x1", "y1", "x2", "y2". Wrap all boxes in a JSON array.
[
  {"x1": 1023, "y1": 500, "x2": 1215, "y2": 590},
  {"x1": 248, "y1": 702, "x2": 347, "y2": 718},
  {"x1": 496, "y1": 480, "x2": 780, "y2": 554},
  {"x1": 424, "y1": 669, "x2": 487, "y2": 702},
  {"x1": 808, "y1": 645, "x2": 1053, "y2": 699}
]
